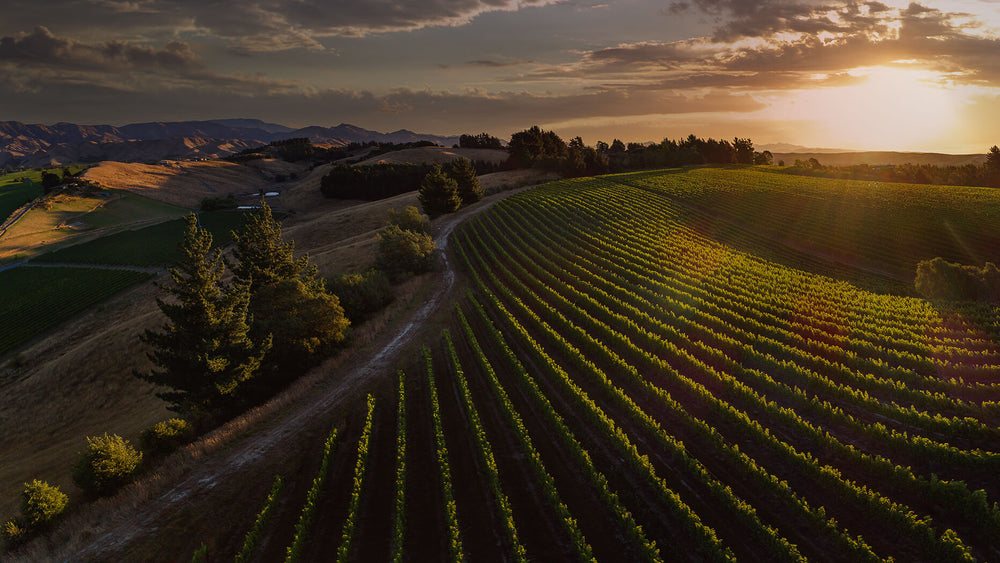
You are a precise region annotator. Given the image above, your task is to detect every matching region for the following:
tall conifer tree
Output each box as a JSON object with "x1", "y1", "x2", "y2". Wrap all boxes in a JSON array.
[
  {"x1": 448, "y1": 158, "x2": 481, "y2": 205},
  {"x1": 137, "y1": 214, "x2": 268, "y2": 419}
]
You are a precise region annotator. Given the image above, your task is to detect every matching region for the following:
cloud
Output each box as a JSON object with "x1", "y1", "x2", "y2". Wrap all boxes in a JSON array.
[
  {"x1": 0, "y1": 26, "x2": 303, "y2": 99},
  {"x1": 528, "y1": 2, "x2": 1000, "y2": 90},
  {"x1": 2, "y1": 0, "x2": 564, "y2": 52},
  {"x1": 464, "y1": 59, "x2": 535, "y2": 68},
  {"x1": 0, "y1": 26, "x2": 204, "y2": 72}
]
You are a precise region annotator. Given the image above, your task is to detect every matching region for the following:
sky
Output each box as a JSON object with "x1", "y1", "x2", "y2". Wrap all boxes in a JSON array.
[{"x1": 2, "y1": 0, "x2": 1000, "y2": 152}]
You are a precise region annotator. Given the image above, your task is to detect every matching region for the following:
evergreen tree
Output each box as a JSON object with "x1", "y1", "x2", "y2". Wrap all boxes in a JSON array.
[
  {"x1": 230, "y1": 201, "x2": 319, "y2": 293},
  {"x1": 230, "y1": 202, "x2": 348, "y2": 393},
  {"x1": 448, "y1": 158, "x2": 482, "y2": 204},
  {"x1": 418, "y1": 165, "x2": 461, "y2": 218},
  {"x1": 986, "y1": 145, "x2": 1000, "y2": 187},
  {"x1": 137, "y1": 214, "x2": 268, "y2": 419}
]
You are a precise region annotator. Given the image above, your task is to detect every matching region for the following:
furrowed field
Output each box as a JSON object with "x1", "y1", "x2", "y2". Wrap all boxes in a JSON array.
[{"x1": 137, "y1": 168, "x2": 1000, "y2": 561}]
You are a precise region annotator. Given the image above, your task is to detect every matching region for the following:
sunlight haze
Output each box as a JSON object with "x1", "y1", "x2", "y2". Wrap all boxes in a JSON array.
[{"x1": 2, "y1": 0, "x2": 999, "y2": 152}]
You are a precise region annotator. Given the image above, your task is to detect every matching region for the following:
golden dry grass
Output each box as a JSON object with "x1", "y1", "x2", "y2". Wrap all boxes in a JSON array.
[
  {"x1": 0, "y1": 280, "x2": 171, "y2": 517},
  {"x1": 82, "y1": 160, "x2": 268, "y2": 209}
]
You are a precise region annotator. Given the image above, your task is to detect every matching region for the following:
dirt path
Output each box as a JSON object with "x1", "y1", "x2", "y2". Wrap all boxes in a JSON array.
[{"x1": 11, "y1": 186, "x2": 531, "y2": 562}]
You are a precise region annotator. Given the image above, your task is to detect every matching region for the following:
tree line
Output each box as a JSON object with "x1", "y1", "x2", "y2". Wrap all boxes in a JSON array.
[{"x1": 777, "y1": 146, "x2": 1000, "y2": 188}]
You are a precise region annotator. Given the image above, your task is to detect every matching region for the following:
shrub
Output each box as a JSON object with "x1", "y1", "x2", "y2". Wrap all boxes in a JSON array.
[
  {"x1": 72, "y1": 433, "x2": 143, "y2": 498},
  {"x1": 418, "y1": 165, "x2": 461, "y2": 218},
  {"x1": 200, "y1": 193, "x2": 237, "y2": 211},
  {"x1": 326, "y1": 269, "x2": 394, "y2": 322},
  {"x1": 140, "y1": 418, "x2": 195, "y2": 457},
  {"x1": 251, "y1": 279, "x2": 350, "y2": 375},
  {"x1": 375, "y1": 225, "x2": 437, "y2": 282},
  {"x1": 2, "y1": 480, "x2": 68, "y2": 547},
  {"x1": 387, "y1": 206, "x2": 430, "y2": 234},
  {"x1": 2, "y1": 519, "x2": 25, "y2": 544},
  {"x1": 20, "y1": 480, "x2": 68, "y2": 528},
  {"x1": 915, "y1": 257, "x2": 1000, "y2": 302}
]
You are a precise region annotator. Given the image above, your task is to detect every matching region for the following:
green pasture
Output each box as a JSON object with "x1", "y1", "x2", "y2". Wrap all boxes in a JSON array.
[{"x1": 33, "y1": 210, "x2": 250, "y2": 266}]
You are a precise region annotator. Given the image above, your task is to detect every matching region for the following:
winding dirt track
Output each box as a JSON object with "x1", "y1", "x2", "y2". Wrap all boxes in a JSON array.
[{"x1": 17, "y1": 187, "x2": 528, "y2": 562}]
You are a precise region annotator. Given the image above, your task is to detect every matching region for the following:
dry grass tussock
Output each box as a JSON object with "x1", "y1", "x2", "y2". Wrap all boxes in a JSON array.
[{"x1": 82, "y1": 160, "x2": 268, "y2": 209}]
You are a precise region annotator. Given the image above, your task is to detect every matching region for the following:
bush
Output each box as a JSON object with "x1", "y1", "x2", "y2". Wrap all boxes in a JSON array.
[
  {"x1": 1, "y1": 480, "x2": 67, "y2": 547},
  {"x1": 72, "y1": 433, "x2": 142, "y2": 498},
  {"x1": 251, "y1": 279, "x2": 350, "y2": 376},
  {"x1": 386, "y1": 206, "x2": 430, "y2": 234},
  {"x1": 20, "y1": 480, "x2": 68, "y2": 528},
  {"x1": 417, "y1": 165, "x2": 461, "y2": 219},
  {"x1": 327, "y1": 269, "x2": 394, "y2": 322},
  {"x1": 2, "y1": 519, "x2": 25, "y2": 545},
  {"x1": 447, "y1": 158, "x2": 481, "y2": 205},
  {"x1": 375, "y1": 225, "x2": 437, "y2": 281},
  {"x1": 200, "y1": 193, "x2": 237, "y2": 211},
  {"x1": 915, "y1": 257, "x2": 1000, "y2": 302},
  {"x1": 140, "y1": 418, "x2": 195, "y2": 457}
]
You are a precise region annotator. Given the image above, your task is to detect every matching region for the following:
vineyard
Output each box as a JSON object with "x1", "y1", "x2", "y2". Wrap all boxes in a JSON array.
[
  {"x1": 0, "y1": 267, "x2": 152, "y2": 355},
  {"x1": 197, "y1": 168, "x2": 1000, "y2": 561}
]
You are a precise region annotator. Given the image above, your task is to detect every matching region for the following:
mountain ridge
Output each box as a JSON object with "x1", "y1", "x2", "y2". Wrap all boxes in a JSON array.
[{"x1": 0, "y1": 119, "x2": 461, "y2": 167}]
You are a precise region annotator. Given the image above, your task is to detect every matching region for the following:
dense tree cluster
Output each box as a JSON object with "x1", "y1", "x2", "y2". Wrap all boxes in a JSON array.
[
  {"x1": 600, "y1": 134, "x2": 767, "y2": 170},
  {"x1": 458, "y1": 132, "x2": 504, "y2": 150},
  {"x1": 448, "y1": 158, "x2": 482, "y2": 204},
  {"x1": 321, "y1": 163, "x2": 435, "y2": 200},
  {"x1": 503, "y1": 127, "x2": 771, "y2": 175},
  {"x1": 137, "y1": 214, "x2": 267, "y2": 420},
  {"x1": 137, "y1": 204, "x2": 348, "y2": 420},
  {"x1": 778, "y1": 149, "x2": 1000, "y2": 188},
  {"x1": 418, "y1": 165, "x2": 462, "y2": 218}
]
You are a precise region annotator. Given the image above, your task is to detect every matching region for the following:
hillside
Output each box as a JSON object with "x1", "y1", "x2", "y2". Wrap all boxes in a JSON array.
[
  {"x1": 771, "y1": 150, "x2": 986, "y2": 167},
  {"x1": 0, "y1": 120, "x2": 460, "y2": 168},
  {"x1": 6, "y1": 167, "x2": 1000, "y2": 562},
  {"x1": 81, "y1": 160, "x2": 270, "y2": 208},
  {"x1": 354, "y1": 146, "x2": 508, "y2": 166}
]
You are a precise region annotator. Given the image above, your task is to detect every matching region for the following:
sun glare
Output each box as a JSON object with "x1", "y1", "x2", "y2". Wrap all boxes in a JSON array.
[{"x1": 774, "y1": 67, "x2": 960, "y2": 151}]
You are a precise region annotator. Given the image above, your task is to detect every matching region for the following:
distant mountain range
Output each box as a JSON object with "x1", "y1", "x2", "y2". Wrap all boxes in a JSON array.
[{"x1": 0, "y1": 119, "x2": 461, "y2": 168}]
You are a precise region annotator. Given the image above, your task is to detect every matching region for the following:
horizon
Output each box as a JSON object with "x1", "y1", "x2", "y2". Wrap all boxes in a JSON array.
[{"x1": 2, "y1": 1, "x2": 1000, "y2": 153}]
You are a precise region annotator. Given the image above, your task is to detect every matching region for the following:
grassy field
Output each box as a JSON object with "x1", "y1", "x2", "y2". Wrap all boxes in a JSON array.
[
  {"x1": 191, "y1": 168, "x2": 1000, "y2": 562},
  {"x1": 0, "y1": 191, "x2": 195, "y2": 263},
  {"x1": 32, "y1": 210, "x2": 250, "y2": 266},
  {"x1": 0, "y1": 175, "x2": 41, "y2": 225},
  {"x1": 0, "y1": 266, "x2": 152, "y2": 355},
  {"x1": 0, "y1": 166, "x2": 93, "y2": 224}
]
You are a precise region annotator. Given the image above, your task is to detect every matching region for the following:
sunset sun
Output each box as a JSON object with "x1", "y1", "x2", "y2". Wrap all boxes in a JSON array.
[{"x1": 778, "y1": 67, "x2": 961, "y2": 151}]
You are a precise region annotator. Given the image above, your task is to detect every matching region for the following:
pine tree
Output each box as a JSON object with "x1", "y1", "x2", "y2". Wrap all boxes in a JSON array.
[
  {"x1": 986, "y1": 145, "x2": 1000, "y2": 187},
  {"x1": 418, "y1": 165, "x2": 461, "y2": 218},
  {"x1": 230, "y1": 202, "x2": 348, "y2": 392},
  {"x1": 137, "y1": 214, "x2": 268, "y2": 419},
  {"x1": 448, "y1": 158, "x2": 481, "y2": 205},
  {"x1": 230, "y1": 201, "x2": 320, "y2": 293}
]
